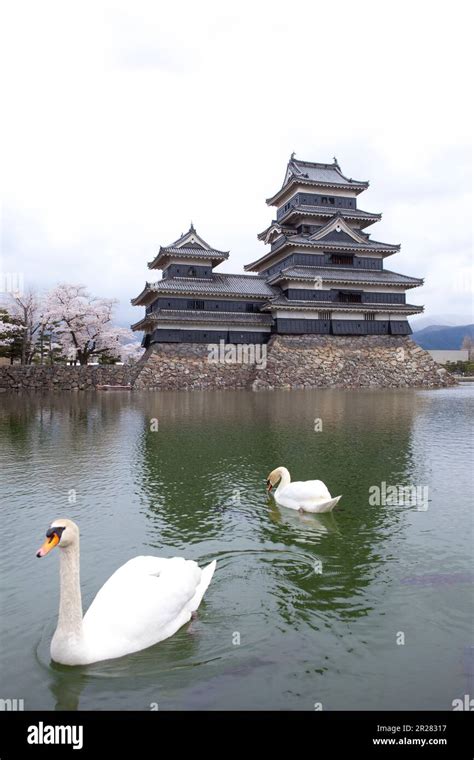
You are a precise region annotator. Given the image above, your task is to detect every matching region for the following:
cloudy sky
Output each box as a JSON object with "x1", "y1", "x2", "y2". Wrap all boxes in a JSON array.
[{"x1": 1, "y1": 0, "x2": 472, "y2": 329}]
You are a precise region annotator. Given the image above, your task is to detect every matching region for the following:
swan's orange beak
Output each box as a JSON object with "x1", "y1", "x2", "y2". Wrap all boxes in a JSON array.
[
  {"x1": 36, "y1": 532, "x2": 60, "y2": 558},
  {"x1": 266, "y1": 479, "x2": 273, "y2": 492}
]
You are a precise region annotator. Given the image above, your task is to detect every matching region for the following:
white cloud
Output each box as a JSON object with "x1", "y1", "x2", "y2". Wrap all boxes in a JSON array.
[{"x1": 1, "y1": 0, "x2": 472, "y2": 327}]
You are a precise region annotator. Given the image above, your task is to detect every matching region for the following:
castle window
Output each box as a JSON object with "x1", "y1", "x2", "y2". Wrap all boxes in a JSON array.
[
  {"x1": 187, "y1": 300, "x2": 205, "y2": 310},
  {"x1": 319, "y1": 311, "x2": 331, "y2": 320},
  {"x1": 188, "y1": 267, "x2": 197, "y2": 277},
  {"x1": 364, "y1": 313, "x2": 375, "y2": 321},
  {"x1": 331, "y1": 254, "x2": 353, "y2": 266},
  {"x1": 338, "y1": 291, "x2": 362, "y2": 303}
]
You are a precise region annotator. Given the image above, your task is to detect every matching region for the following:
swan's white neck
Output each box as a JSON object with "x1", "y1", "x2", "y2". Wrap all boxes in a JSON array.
[
  {"x1": 57, "y1": 543, "x2": 83, "y2": 639},
  {"x1": 275, "y1": 467, "x2": 291, "y2": 494}
]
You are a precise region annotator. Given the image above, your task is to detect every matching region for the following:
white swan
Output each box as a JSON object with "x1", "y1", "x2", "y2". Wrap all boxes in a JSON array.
[
  {"x1": 36, "y1": 519, "x2": 216, "y2": 666},
  {"x1": 266, "y1": 466, "x2": 341, "y2": 513}
]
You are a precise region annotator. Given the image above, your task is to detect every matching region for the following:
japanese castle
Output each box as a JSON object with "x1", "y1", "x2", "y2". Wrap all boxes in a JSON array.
[{"x1": 132, "y1": 156, "x2": 423, "y2": 346}]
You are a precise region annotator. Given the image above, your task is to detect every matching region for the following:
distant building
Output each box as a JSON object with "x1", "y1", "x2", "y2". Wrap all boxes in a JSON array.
[
  {"x1": 132, "y1": 156, "x2": 423, "y2": 346},
  {"x1": 428, "y1": 350, "x2": 469, "y2": 364}
]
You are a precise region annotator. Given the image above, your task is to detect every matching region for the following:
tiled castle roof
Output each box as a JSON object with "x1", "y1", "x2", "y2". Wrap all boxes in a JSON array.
[
  {"x1": 131, "y1": 273, "x2": 277, "y2": 305},
  {"x1": 148, "y1": 224, "x2": 230, "y2": 269},
  {"x1": 276, "y1": 205, "x2": 382, "y2": 226},
  {"x1": 270, "y1": 234, "x2": 400, "y2": 253},
  {"x1": 266, "y1": 266, "x2": 423, "y2": 288},
  {"x1": 267, "y1": 156, "x2": 369, "y2": 204},
  {"x1": 148, "y1": 246, "x2": 229, "y2": 267},
  {"x1": 262, "y1": 295, "x2": 423, "y2": 314},
  {"x1": 131, "y1": 309, "x2": 273, "y2": 331},
  {"x1": 287, "y1": 158, "x2": 368, "y2": 188}
]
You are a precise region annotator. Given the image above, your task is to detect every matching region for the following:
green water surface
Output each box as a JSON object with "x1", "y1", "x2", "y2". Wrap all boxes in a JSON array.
[{"x1": 0, "y1": 387, "x2": 472, "y2": 710}]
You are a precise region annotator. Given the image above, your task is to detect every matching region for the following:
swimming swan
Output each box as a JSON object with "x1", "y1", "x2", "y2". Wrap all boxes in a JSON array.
[
  {"x1": 36, "y1": 518, "x2": 216, "y2": 666},
  {"x1": 266, "y1": 466, "x2": 341, "y2": 513}
]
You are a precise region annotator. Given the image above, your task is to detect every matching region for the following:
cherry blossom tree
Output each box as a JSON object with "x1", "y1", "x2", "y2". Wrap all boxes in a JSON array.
[
  {"x1": 8, "y1": 289, "x2": 44, "y2": 364},
  {"x1": 42, "y1": 284, "x2": 133, "y2": 365},
  {"x1": 120, "y1": 340, "x2": 144, "y2": 364}
]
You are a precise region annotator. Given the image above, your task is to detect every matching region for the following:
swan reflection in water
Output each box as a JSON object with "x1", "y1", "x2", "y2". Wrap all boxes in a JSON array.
[{"x1": 267, "y1": 498, "x2": 341, "y2": 543}]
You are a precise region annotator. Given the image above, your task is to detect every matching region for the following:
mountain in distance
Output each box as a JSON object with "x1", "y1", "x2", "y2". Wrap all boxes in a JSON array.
[
  {"x1": 409, "y1": 313, "x2": 472, "y2": 331},
  {"x1": 412, "y1": 324, "x2": 474, "y2": 350}
]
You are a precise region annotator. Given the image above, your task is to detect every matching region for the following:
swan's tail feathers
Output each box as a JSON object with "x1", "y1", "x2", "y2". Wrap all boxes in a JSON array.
[
  {"x1": 319, "y1": 495, "x2": 342, "y2": 513},
  {"x1": 189, "y1": 560, "x2": 217, "y2": 612}
]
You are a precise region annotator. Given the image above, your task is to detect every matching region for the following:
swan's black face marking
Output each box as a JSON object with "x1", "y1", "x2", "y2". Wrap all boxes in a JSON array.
[
  {"x1": 37, "y1": 525, "x2": 66, "y2": 558},
  {"x1": 46, "y1": 526, "x2": 66, "y2": 541}
]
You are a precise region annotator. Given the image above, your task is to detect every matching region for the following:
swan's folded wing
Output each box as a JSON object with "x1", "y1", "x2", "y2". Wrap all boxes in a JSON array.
[
  {"x1": 288, "y1": 479, "x2": 332, "y2": 502},
  {"x1": 82, "y1": 556, "x2": 203, "y2": 660},
  {"x1": 108, "y1": 555, "x2": 171, "y2": 578}
]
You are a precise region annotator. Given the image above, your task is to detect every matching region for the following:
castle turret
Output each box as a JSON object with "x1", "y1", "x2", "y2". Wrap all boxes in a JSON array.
[
  {"x1": 131, "y1": 224, "x2": 274, "y2": 347},
  {"x1": 246, "y1": 156, "x2": 423, "y2": 336}
]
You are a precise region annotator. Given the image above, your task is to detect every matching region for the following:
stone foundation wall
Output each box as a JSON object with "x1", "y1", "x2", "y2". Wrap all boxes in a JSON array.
[
  {"x1": 251, "y1": 335, "x2": 455, "y2": 390},
  {"x1": 133, "y1": 343, "x2": 257, "y2": 390},
  {"x1": 0, "y1": 364, "x2": 141, "y2": 391},
  {"x1": 0, "y1": 336, "x2": 456, "y2": 391}
]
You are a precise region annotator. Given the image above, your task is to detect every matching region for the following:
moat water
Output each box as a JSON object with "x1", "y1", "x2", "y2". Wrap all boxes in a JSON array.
[{"x1": 0, "y1": 386, "x2": 472, "y2": 710}]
